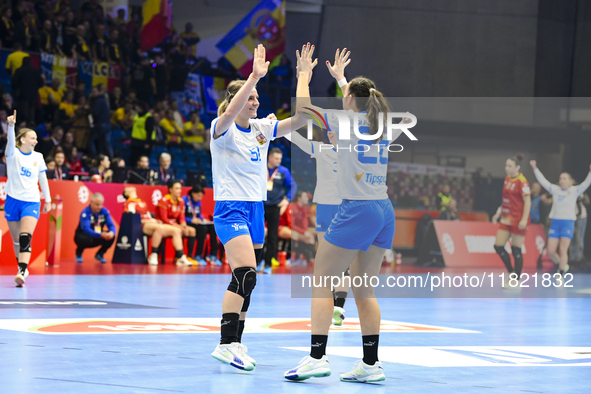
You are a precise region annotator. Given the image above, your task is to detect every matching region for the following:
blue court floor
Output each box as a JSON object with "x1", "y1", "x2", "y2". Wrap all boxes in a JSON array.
[{"x1": 1, "y1": 272, "x2": 591, "y2": 394}]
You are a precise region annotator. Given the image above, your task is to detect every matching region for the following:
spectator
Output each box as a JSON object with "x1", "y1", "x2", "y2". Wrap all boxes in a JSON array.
[
  {"x1": 437, "y1": 184, "x2": 453, "y2": 211},
  {"x1": 52, "y1": 12, "x2": 65, "y2": 56},
  {"x1": 89, "y1": 154, "x2": 112, "y2": 183},
  {"x1": 182, "y1": 111, "x2": 208, "y2": 150},
  {"x1": 74, "y1": 192, "x2": 116, "y2": 263},
  {"x1": 129, "y1": 101, "x2": 155, "y2": 166},
  {"x1": 530, "y1": 182, "x2": 542, "y2": 224},
  {"x1": 570, "y1": 192, "x2": 589, "y2": 263},
  {"x1": 417, "y1": 196, "x2": 431, "y2": 210},
  {"x1": 155, "y1": 180, "x2": 196, "y2": 265},
  {"x1": 58, "y1": 90, "x2": 77, "y2": 119},
  {"x1": 72, "y1": 24, "x2": 90, "y2": 60},
  {"x1": 155, "y1": 152, "x2": 175, "y2": 185},
  {"x1": 112, "y1": 9, "x2": 126, "y2": 27},
  {"x1": 152, "y1": 112, "x2": 166, "y2": 144},
  {"x1": 39, "y1": 19, "x2": 54, "y2": 53},
  {"x1": 291, "y1": 191, "x2": 316, "y2": 264},
  {"x1": 0, "y1": 108, "x2": 8, "y2": 136},
  {"x1": 128, "y1": 55, "x2": 155, "y2": 104},
  {"x1": 91, "y1": 23, "x2": 108, "y2": 62},
  {"x1": 107, "y1": 28, "x2": 123, "y2": 65},
  {"x1": 73, "y1": 81, "x2": 87, "y2": 104},
  {"x1": 109, "y1": 85, "x2": 123, "y2": 110},
  {"x1": 11, "y1": 56, "x2": 43, "y2": 126},
  {"x1": 180, "y1": 22, "x2": 200, "y2": 56},
  {"x1": 62, "y1": 131, "x2": 74, "y2": 151},
  {"x1": 34, "y1": 121, "x2": 52, "y2": 139},
  {"x1": 128, "y1": 155, "x2": 153, "y2": 185},
  {"x1": 65, "y1": 145, "x2": 83, "y2": 172},
  {"x1": 160, "y1": 108, "x2": 183, "y2": 144},
  {"x1": 263, "y1": 147, "x2": 295, "y2": 272},
  {"x1": 437, "y1": 199, "x2": 461, "y2": 221},
  {"x1": 170, "y1": 100, "x2": 184, "y2": 129},
  {"x1": 154, "y1": 55, "x2": 167, "y2": 101},
  {"x1": 37, "y1": 125, "x2": 63, "y2": 157},
  {"x1": 47, "y1": 151, "x2": 70, "y2": 180},
  {"x1": 89, "y1": 83, "x2": 112, "y2": 158},
  {"x1": 39, "y1": 77, "x2": 63, "y2": 122},
  {"x1": 183, "y1": 184, "x2": 221, "y2": 266},
  {"x1": 0, "y1": 7, "x2": 15, "y2": 48},
  {"x1": 110, "y1": 99, "x2": 134, "y2": 131},
  {"x1": 14, "y1": 12, "x2": 35, "y2": 51},
  {"x1": 45, "y1": 156, "x2": 56, "y2": 172}
]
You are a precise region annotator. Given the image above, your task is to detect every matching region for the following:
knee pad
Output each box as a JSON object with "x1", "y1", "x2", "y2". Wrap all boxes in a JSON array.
[
  {"x1": 227, "y1": 267, "x2": 257, "y2": 298},
  {"x1": 494, "y1": 245, "x2": 507, "y2": 257},
  {"x1": 511, "y1": 246, "x2": 523, "y2": 260},
  {"x1": 19, "y1": 233, "x2": 32, "y2": 253}
]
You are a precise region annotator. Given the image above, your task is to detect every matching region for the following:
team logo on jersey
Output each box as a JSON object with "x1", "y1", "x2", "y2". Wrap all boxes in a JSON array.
[
  {"x1": 255, "y1": 132, "x2": 267, "y2": 145},
  {"x1": 355, "y1": 172, "x2": 364, "y2": 182}
]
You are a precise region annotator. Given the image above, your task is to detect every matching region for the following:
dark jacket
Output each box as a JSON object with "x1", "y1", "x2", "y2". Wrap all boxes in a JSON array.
[
  {"x1": 11, "y1": 63, "x2": 43, "y2": 101},
  {"x1": 91, "y1": 94, "x2": 110, "y2": 125}
]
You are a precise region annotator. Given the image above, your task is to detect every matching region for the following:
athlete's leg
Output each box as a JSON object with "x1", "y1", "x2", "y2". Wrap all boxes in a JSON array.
[
  {"x1": 494, "y1": 229, "x2": 513, "y2": 273},
  {"x1": 558, "y1": 237, "x2": 572, "y2": 272},
  {"x1": 7, "y1": 221, "x2": 22, "y2": 262},
  {"x1": 17, "y1": 216, "x2": 38, "y2": 265},
  {"x1": 547, "y1": 237, "x2": 560, "y2": 266},
  {"x1": 510, "y1": 234, "x2": 525, "y2": 278}
]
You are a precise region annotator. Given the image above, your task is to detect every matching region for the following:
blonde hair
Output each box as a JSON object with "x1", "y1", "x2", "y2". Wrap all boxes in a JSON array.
[
  {"x1": 15, "y1": 128, "x2": 35, "y2": 148},
  {"x1": 217, "y1": 80, "x2": 247, "y2": 117},
  {"x1": 347, "y1": 77, "x2": 390, "y2": 136}
]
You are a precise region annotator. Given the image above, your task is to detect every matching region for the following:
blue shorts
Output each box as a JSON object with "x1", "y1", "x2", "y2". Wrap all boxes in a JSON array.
[
  {"x1": 315, "y1": 204, "x2": 340, "y2": 232},
  {"x1": 214, "y1": 201, "x2": 265, "y2": 245},
  {"x1": 324, "y1": 199, "x2": 395, "y2": 251},
  {"x1": 4, "y1": 195, "x2": 41, "y2": 222},
  {"x1": 548, "y1": 219, "x2": 575, "y2": 240}
]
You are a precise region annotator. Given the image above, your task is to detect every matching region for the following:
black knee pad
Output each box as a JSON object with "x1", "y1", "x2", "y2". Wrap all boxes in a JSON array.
[
  {"x1": 228, "y1": 267, "x2": 257, "y2": 298},
  {"x1": 511, "y1": 246, "x2": 523, "y2": 260},
  {"x1": 494, "y1": 245, "x2": 507, "y2": 257},
  {"x1": 19, "y1": 233, "x2": 32, "y2": 253}
]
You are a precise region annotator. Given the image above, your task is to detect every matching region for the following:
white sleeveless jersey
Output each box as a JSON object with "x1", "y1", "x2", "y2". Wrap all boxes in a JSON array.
[
  {"x1": 310, "y1": 141, "x2": 341, "y2": 205},
  {"x1": 326, "y1": 111, "x2": 389, "y2": 200},
  {"x1": 5, "y1": 148, "x2": 47, "y2": 202},
  {"x1": 210, "y1": 117, "x2": 278, "y2": 201},
  {"x1": 534, "y1": 168, "x2": 591, "y2": 221}
]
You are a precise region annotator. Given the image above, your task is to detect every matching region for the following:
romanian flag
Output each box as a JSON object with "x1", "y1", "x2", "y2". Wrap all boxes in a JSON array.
[
  {"x1": 216, "y1": 0, "x2": 286, "y2": 78},
  {"x1": 140, "y1": 0, "x2": 172, "y2": 51}
]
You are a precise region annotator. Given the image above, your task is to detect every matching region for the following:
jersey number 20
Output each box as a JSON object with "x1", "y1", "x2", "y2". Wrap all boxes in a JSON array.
[{"x1": 20, "y1": 167, "x2": 32, "y2": 177}]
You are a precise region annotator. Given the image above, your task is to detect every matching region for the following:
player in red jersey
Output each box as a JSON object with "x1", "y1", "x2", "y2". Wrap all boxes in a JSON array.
[
  {"x1": 123, "y1": 186, "x2": 187, "y2": 266},
  {"x1": 155, "y1": 180, "x2": 197, "y2": 266},
  {"x1": 491, "y1": 153, "x2": 531, "y2": 288}
]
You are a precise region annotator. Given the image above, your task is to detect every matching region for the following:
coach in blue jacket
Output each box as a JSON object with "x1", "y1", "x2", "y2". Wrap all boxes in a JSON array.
[
  {"x1": 74, "y1": 192, "x2": 116, "y2": 263},
  {"x1": 262, "y1": 147, "x2": 296, "y2": 273}
]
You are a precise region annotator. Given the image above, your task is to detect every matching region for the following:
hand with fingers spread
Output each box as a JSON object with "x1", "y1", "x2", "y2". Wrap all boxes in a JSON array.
[
  {"x1": 326, "y1": 48, "x2": 351, "y2": 81},
  {"x1": 7, "y1": 110, "x2": 16, "y2": 126},
  {"x1": 296, "y1": 42, "x2": 318, "y2": 80},
  {"x1": 252, "y1": 43, "x2": 270, "y2": 80}
]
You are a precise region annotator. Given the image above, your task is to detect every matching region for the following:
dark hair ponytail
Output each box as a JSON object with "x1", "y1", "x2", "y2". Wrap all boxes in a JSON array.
[
  {"x1": 508, "y1": 153, "x2": 524, "y2": 166},
  {"x1": 347, "y1": 76, "x2": 390, "y2": 136}
]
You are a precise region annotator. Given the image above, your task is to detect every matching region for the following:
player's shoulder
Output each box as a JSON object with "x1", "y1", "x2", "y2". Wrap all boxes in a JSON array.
[{"x1": 517, "y1": 173, "x2": 528, "y2": 183}]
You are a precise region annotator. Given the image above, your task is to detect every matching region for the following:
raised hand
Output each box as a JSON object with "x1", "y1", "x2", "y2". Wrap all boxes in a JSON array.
[
  {"x1": 266, "y1": 113, "x2": 277, "y2": 121},
  {"x1": 252, "y1": 44, "x2": 270, "y2": 79},
  {"x1": 7, "y1": 110, "x2": 16, "y2": 126},
  {"x1": 326, "y1": 48, "x2": 351, "y2": 81},
  {"x1": 530, "y1": 160, "x2": 537, "y2": 170},
  {"x1": 296, "y1": 42, "x2": 318, "y2": 77}
]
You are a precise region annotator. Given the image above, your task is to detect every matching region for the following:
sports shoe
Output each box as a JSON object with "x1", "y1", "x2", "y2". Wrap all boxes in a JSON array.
[
  {"x1": 257, "y1": 260, "x2": 265, "y2": 272},
  {"x1": 263, "y1": 266, "x2": 272, "y2": 275},
  {"x1": 271, "y1": 257, "x2": 280, "y2": 267},
  {"x1": 208, "y1": 255, "x2": 222, "y2": 266},
  {"x1": 502, "y1": 274, "x2": 520, "y2": 290},
  {"x1": 557, "y1": 264, "x2": 570, "y2": 287},
  {"x1": 211, "y1": 342, "x2": 255, "y2": 371},
  {"x1": 95, "y1": 254, "x2": 107, "y2": 264},
  {"x1": 332, "y1": 306, "x2": 345, "y2": 326},
  {"x1": 340, "y1": 360, "x2": 385, "y2": 383},
  {"x1": 147, "y1": 253, "x2": 159, "y2": 266},
  {"x1": 175, "y1": 255, "x2": 192, "y2": 266},
  {"x1": 238, "y1": 343, "x2": 256, "y2": 366},
  {"x1": 15, "y1": 268, "x2": 29, "y2": 287},
  {"x1": 75, "y1": 254, "x2": 83, "y2": 263},
  {"x1": 186, "y1": 256, "x2": 198, "y2": 266},
  {"x1": 194, "y1": 256, "x2": 208, "y2": 266},
  {"x1": 284, "y1": 355, "x2": 331, "y2": 381}
]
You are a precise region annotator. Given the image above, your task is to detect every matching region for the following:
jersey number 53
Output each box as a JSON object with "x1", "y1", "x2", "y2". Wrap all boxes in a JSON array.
[{"x1": 20, "y1": 167, "x2": 32, "y2": 177}]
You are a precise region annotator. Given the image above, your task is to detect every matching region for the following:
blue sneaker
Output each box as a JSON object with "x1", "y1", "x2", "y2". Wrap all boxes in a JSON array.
[
  {"x1": 95, "y1": 254, "x2": 107, "y2": 264},
  {"x1": 257, "y1": 260, "x2": 265, "y2": 272},
  {"x1": 263, "y1": 266, "x2": 272, "y2": 275},
  {"x1": 75, "y1": 254, "x2": 83, "y2": 263},
  {"x1": 208, "y1": 255, "x2": 222, "y2": 266},
  {"x1": 195, "y1": 256, "x2": 208, "y2": 266}
]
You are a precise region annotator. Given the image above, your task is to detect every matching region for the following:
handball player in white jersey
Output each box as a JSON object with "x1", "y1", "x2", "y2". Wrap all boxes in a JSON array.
[
  {"x1": 530, "y1": 160, "x2": 591, "y2": 280},
  {"x1": 285, "y1": 46, "x2": 410, "y2": 383},
  {"x1": 3, "y1": 111, "x2": 52, "y2": 287},
  {"x1": 210, "y1": 44, "x2": 316, "y2": 371}
]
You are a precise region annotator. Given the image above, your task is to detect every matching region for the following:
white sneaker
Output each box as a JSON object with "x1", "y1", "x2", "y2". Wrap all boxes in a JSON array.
[
  {"x1": 340, "y1": 360, "x2": 386, "y2": 383},
  {"x1": 333, "y1": 306, "x2": 345, "y2": 326},
  {"x1": 211, "y1": 342, "x2": 254, "y2": 371},
  {"x1": 147, "y1": 253, "x2": 159, "y2": 266},
  {"x1": 15, "y1": 268, "x2": 29, "y2": 287},
  {"x1": 238, "y1": 343, "x2": 256, "y2": 366},
  {"x1": 284, "y1": 355, "x2": 331, "y2": 381},
  {"x1": 502, "y1": 275, "x2": 520, "y2": 290},
  {"x1": 175, "y1": 255, "x2": 192, "y2": 266}
]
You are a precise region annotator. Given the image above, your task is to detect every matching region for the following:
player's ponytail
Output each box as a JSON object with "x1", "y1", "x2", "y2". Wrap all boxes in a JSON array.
[
  {"x1": 15, "y1": 128, "x2": 34, "y2": 148},
  {"x1": 347, "y1": 77, "x2": 390, "y2": 137},
  {"x1": 217, "y1": 80, "x2": 247, "y2": 117},
  {"x1": 508, "y1": 153, "x2": 524, "y2": 167}
]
